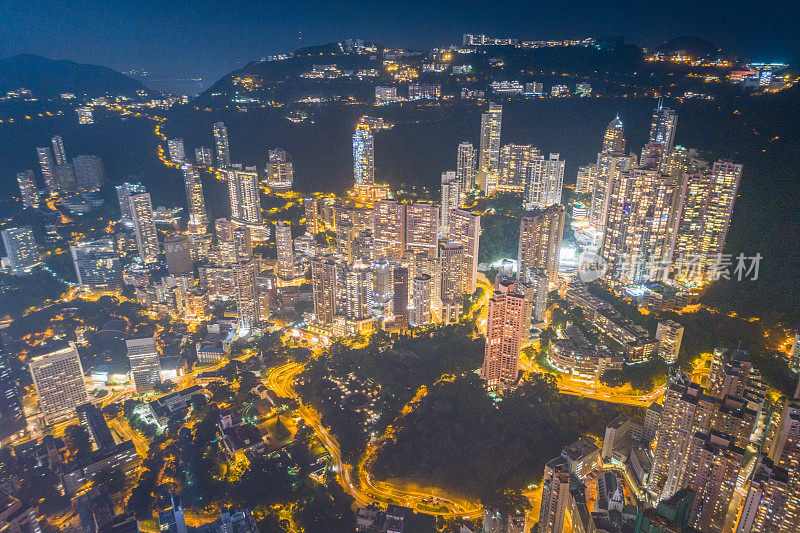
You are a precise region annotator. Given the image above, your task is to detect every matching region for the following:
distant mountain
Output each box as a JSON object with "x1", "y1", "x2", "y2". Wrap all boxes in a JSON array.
[
  {"x1": 0, "y1": 54, "x2": 148, "y2": 97},
  {"x1": 654, "y1": 37, "x2": 722, "y2": 58}
]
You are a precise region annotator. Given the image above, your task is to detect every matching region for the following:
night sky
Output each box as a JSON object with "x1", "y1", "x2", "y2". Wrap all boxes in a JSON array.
[{"x1": 2, "y1": 0, "x2": 799, "y2": 90}]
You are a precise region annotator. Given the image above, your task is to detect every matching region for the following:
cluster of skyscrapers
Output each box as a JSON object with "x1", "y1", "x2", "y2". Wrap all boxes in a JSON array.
[{"x1": 576, "y1": 102, "x2": 742, "y2": 288}]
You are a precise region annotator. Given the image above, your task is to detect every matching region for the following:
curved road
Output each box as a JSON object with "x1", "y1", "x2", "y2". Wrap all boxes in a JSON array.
[{"x1": 265, "y1": 363, "x2": 483, "y2": 519}]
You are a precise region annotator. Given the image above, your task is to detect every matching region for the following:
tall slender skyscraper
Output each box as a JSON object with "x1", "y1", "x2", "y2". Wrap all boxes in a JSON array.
[
  {"x1": 524, "y1": 153, "x2": 565, "y2": 208},
  {"x1": 16, "y1": 170, "x2": 38, "y2": 208},
  {"x1": 36, "y1": 146, "x2": 57, "y2": 193},
  {"x1": 478, "y1": 103, "x2": 502, "y2": 193},
  {"x1": 116, "y1": 182, "x2": 147, "y2": 224},
  {"x1": 392, "y1": 266, "x2": 410, "y2": 329},
  {"x1": 213, "y1": 122, "x2": 231, "y2": 169},
  {"x1": 439, "y1": 243, "x2": 464, "y2": 324},
  {"x1": 344, "y1": 262, "x2": 373, "y2": 319},
  {"x1": 233, "y1": 259, "x2": 259, "y2": 330},
  {"x1": 275, "y1": 221, "x2": 294, "y2": 280},
  {"x1": 538, "y1": 457, "x2": 571, "y2": 533},
  {"x1": 448, "y1": 209, "x2": 481, "y2": 294},
  {"x1": 51, "y1": 135, "x2": 67, "y2": 165},
  {"x1": 353, "y1": 124, "x2": 374, "y2": 187},
  {"x1": 227, "y1": 169, "x2": 262, "y2": 224},
  {"x1": 130, "y1": 193, "x2": 160, "y2": 264},
  {"x1": 410, "y1": 274, "x2": 433, "y2": 326},
  {"x1": 518, "y1": 205, "x2": 565, "y2": 284},
  {"x1": 126, "y1": 338, "x2": 162, "y2": 393},
  {"x1": 266, "y1": 148, "x2": 293, "y2": 191},
  {"x1": 649, "y1": 100, "x2": 678, "y2": 151},
  {"x1": 499, "y1": 144, "x2": 539, "y2": 192},
  {"x1": 29, "y1": 342, "x2": 89, "y2": 423},
  {"x1": 373, "y1": 200, "x2": 406, "y2": 259},
  {"x1": 601, "y1": 168, "x2": 676, "y2": 286},
  {"x1": 602, "y1": 116, "x2": 625, "y2": 153},
  {"x1": 456, "y1": 141, "x2": 476, "y2": 193},
  {"x1": 181, "y1": 163, "x2": 208, "y2": 233},
  {"x1": 672, "y1": 161, "x2": 742, "y2": 282},
  {"x1": 683, "y1": 430, "x2": 744, "y2": 533},
  {"x1": 1, "y1": 226, "x2": 39, "y2": 273},
  {"x1": 589, "y1": 153, "x2": 636, "y2": 229},
  {"x1": 303, "y1": 197, "x2": 319, "y2": 234},
  {"x1": 405, "y1": 203, "x2": 439, "y2": 260},
  {"x1": 575, "y1": 164, "x2": 597, "y2": 195},
  {"x1": 481, "y1": 280, "x2": 529, "y2": 390},
  {"x1": 649, "y1": 375, "x2": 716, "y2": 500},
  {"x1": 440, "y1": 171, "x2": 461, "y2": 236},
  {"x1": 311, "y1": 255, "x2": 338, "y2": 325}
]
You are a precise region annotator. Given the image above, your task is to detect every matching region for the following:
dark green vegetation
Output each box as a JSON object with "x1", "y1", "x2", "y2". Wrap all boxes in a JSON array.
[
  {"x1": 0, "y1": 54, "x2": 147, "y2": 98},
  {"x1": 476, "y1": 193, "x2": 526, "y2": 264},
  {"x1": 296, "y1": 325, "x2": 485, "y2": 463},
  {"x1": 124, "y1": 393, "x2": 355, "y2": 533},
  {"x1": 372, "y1": 373, "x2": 638, "y2": 500},
  {"x1": 0, "y1": 269, "x2": 67, "y2": 320}
]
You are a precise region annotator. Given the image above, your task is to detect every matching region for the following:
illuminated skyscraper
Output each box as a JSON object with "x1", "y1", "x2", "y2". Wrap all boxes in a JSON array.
[
  {"x1": 649, "y1": 375, "x2": 716, "y2": 499},
  {"x1": 213, "y1": 122, "x2": 231, "y2": 169},
  {"x1": 575, "y1": 164, "x2": 596, "y2": 195},
  {"x1": 303, "y1": 197, "x2": 319, "y2": 234},
  {"x1": 410, "y1": 274, "x2": 433, "y2": 326},
  {"x1": 130, "y1": 192, "x2": 160, "y2": 264},
  {"x1": 167, "y1": 138, "x2": 185, "y2": 162},
  {"x1": 353, "y1": 124, "x2": 374, "y2": 187},
  {"x1": 440, "y1": 171, "x2": 461, "y2": 236},
  {"x1": 51, "y1": 135, "x2": 67, "y2": 165},
  {"x1": 518, "y1": 205, "x2": 565, "y2": 284},
  {"x1": 672, "y1": 161, "x2": 742, "y2": 282},
  {"x1": 233, "y1": 259, "x2": 259, "y2": 330},
  {"x1": 373, "y1": 200, "x2": 406, "y2": 259},
  {"x1": 538, "y1": 457, "x2": 571, "y2": 533},
  {"x1": 227, "y1": 169, "x2": 262, "y2": 224},
  {"x1": 602, "y1": 116, "x2": 625, "y2": 153},
  {"x1": 649, "y1": 100, "x2": 678, "y2": 152},
  {"x1": 405, "y1": 202, "x2": 439, "y2": 260},
  {"x1": 116, "y1": 182, "x2": 147, "y2": 224},
  {"x1": 683, "y1": 430, "x2": 743, "y2": 533},
  {"x1": 70, "y1": 238, "x2": 123, "y2": 289},
  {"x1": 439, "y1": 243, "x2": 464, "y2": 324},
  {"x1": 737, "y1": 459, "x2": 793, "y2": 533},
  {"x1": 393, "y1": 266, "x2": 410, "y2": 329},
  {"x1": 28, "y1": 342, "x2": 89, "y2": 423},
  {"x1": 16, "y1": 170, "x2": 38, "y2": 208},
  {"x1": 181, "y1": 163, "x2": 208, "y2": 233},
  {"x1": 524, "y1": 153, "x2": 565, "y2": 208},
  {"x1": 655, "y1": 320, "x2": 684, "y2": 364},
  {"x1": 499, "y1": 144, "x2": 539, "y2": 192},
  {"x1": 1, "y1": 226, "x2": 39, "y2": 273},
  {"x1": 345, "y1": 262, "x2": 373, "y2": 319},
  {"x1": 125, "y1": 337, "x2": 162, "y2": 393},
  {"x1": 481, "y1": 280, "x2": 529, "y2": 390},
  {"x1": 456, "y1": 141, "x2": 476, "y2": 192},
  {"x1": 266, "y1": 148, "x2": 293, "y2": 191},
  {"x1": 448, "y1": 209, "x2": 481, "y2": 294},
  {"x1": 195, "y1": 146, "x2": 213, "y2": 167},
  {"x1": 36, "y1": 146, "x2": 57, "y2": 193},
  {"x1": 478, "y1": 103, "x2": 502, "y2": 193},
  {"x1": 311, "y1": 255, "x2": 338, "y2": 325},
  {"x1": 589, "y1": 153, "x2": 635, "y2": 228},
  {"x1": 275, "y1": 221, "x2": 294, "y2": 280},
  {"x1": 601, "y1": 168, "x2": 677, "y2": 286}
]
